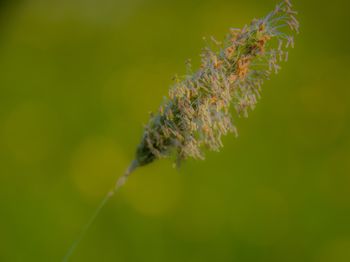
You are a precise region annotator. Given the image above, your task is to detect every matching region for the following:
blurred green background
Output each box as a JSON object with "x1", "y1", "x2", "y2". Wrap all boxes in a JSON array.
[{"x1": 1, "y1": 0, "x2": 349, "y2": 261}]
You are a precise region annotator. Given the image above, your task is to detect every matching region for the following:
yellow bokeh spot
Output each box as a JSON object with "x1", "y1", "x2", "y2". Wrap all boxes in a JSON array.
[
  {"x1": 318, "y1": 239, "x2": 350, "y2": 262},
  {"x1": 121, "y1": 164, "x2": 183, "y2": 217},
  {"x1": 70, "y1": 137, "x2": 128, "y2": 199}
]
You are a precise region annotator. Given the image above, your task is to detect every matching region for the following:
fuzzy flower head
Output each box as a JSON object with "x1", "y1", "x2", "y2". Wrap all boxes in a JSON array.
[{"x1": 134, "y1": 0, "x2": 299, "y2": 167}]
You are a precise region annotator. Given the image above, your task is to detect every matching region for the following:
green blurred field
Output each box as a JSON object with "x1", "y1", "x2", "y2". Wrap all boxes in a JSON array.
[{"x1": 1, "y1": 0, "x2": 350, "y2": 261}]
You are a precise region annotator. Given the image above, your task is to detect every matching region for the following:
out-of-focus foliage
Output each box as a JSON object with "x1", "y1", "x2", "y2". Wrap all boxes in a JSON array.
[{"x1": 0, "y1": 0, "x2": 349, "y2": 261}]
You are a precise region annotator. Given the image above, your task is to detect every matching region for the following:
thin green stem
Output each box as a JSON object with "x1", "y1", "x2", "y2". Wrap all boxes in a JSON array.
[{"x1": 62, "y1": 160, "x2": 138, "y2": 262}]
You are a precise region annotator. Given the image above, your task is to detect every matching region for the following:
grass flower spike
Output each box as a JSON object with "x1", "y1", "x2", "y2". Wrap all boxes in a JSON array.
[
  {"x1": 135, "y1": 0, "x2": 299, "y2": 168},
  {"x1": 63, "y1": 1, "x2": 298, "y2": 260}
]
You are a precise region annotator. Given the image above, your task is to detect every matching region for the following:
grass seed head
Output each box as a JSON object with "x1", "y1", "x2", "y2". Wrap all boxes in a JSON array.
[{"x1": 134, "y1": 0, "x2": 299, "y2": 167}]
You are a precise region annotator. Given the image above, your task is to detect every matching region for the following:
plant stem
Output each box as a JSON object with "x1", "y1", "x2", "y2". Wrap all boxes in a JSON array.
[{"x1": 62, "y1": 160, "x2": 138, "y2": 262}]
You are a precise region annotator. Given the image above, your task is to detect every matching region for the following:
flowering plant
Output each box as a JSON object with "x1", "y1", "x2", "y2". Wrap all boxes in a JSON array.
[
  {"x1": 134, "y1": 0, "x2": 299, "y2": 170},
  {"x1": 64, "y1": 2, "x2": 299, "y2": 260}
]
